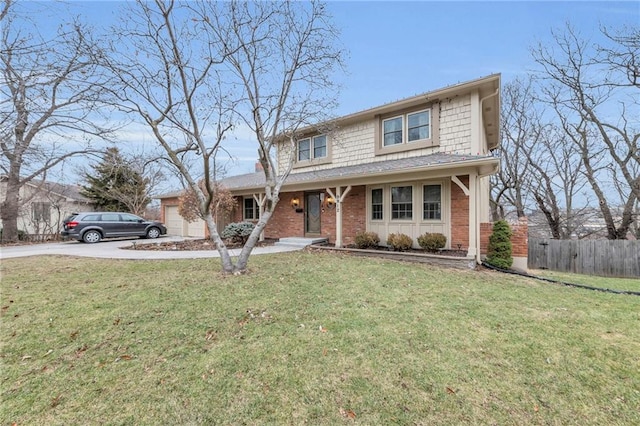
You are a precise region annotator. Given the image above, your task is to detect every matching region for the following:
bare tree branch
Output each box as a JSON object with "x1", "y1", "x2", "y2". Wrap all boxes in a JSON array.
[{"x1": 0, "y1": 2, "x2": 117, "y2": 241}]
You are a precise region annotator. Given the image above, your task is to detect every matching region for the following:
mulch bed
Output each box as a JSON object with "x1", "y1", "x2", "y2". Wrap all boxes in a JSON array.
[
  {"x1": 320, "y1": 244, "x2": 468, "y2": 258},
  {"x1": 125, "y1": 238, "x2": 278, "y2": 251}
]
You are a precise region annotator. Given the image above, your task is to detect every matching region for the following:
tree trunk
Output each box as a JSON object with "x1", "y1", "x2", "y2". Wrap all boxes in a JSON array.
[
  {"x1": 1, "y1": 173, "x2": 21, "y2": 242},
  {"x1": 235, "y1": 209, "x2": 275, "y2": 273},
  {"x1": 203, "y1": 213, "x2": 235, "y2": 274}
]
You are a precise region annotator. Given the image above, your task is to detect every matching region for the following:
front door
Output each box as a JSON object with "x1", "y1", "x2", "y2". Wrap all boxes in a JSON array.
[{"x1": 305, "y1": 192, "x2": 321, "y2": 235}]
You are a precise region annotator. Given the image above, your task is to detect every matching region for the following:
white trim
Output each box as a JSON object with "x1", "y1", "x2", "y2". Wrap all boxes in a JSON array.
[
  {"x1": 382, "y1": 115, "x2": 404, "y2": 147},
  {"x1": 406, "y1": 108, "x2": 431, "y2": 143},
  {"x1": 451, "y1": 175, "x2": 470, "y2": 196}
]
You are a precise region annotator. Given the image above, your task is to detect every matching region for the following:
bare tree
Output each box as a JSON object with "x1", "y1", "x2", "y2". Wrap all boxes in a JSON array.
[
  {"x1": 493, "y1": 78, "x2": 590, "y2": 239},
  {"x1": 102, "y1": 0, "x2": 343, "y2": 274},
  {"x1": 526, "y1": 124, "x2": 592, "y2": 239},
  {"x1": 532, "y1": 24, "x2": 639, "y2": 239},
  {"x1": 0, "y1": 0, "x2": 115, "y2": 241},
  {"x1": 491, "y1": 78, "x2": 538, "y2": 220}
]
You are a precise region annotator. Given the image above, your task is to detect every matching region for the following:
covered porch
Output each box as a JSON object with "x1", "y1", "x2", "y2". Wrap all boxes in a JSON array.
[{"x1": 229, "y1": 153, "x2": 499, "y2": 264}]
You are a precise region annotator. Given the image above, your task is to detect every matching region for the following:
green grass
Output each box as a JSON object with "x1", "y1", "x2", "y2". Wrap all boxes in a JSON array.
[
  {"x1": 530, "y1": 269, "x2": 640, "y2": 292},
  {"x1": 2, "y1": 252, "x2": 639, "y2": 425}
]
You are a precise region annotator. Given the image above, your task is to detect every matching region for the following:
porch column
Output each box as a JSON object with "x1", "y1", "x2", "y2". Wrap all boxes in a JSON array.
[
  {"x1": 468, "y1": 172, "x2": 478, "y2": 258},
  {"x1": 326, "y1": 185, "x2": 352, "y2": 248}
]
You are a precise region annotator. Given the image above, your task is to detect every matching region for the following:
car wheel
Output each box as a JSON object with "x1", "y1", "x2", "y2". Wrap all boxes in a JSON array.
[
  {"x1": 146, "y1": 227, "x2": 161, "y2": 239},
  {"x1": 83, "y1": 230, "x2": 102, "y2": 243}
]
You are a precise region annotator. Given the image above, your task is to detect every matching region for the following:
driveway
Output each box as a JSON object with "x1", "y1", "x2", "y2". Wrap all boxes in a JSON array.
[{"x1": 0, "y1": 236, "x2": 301, "y2": 260}]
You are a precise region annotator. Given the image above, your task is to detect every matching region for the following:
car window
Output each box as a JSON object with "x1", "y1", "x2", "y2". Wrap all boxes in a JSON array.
[
  {"x1": 121, "y1": 214, "x2": 142, "y2": 222},
  {"x1": 82, "y1": 214, "x2": 100, "y2": 221},
  {"x1": 101, "y1": 213, "x2": 120, "y2": 222}
]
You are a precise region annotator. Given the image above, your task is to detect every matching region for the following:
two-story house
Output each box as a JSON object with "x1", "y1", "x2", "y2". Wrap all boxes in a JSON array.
[{"x1": 159, "y1": 74, "x2": 528, "y2": 268}]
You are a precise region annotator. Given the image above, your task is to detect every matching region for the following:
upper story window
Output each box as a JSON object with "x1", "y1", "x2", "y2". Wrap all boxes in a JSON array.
[
  {"x1": 298, "y1": 134, "x2": 327, "y2": 162},
  {"x1": 383, "y1": 117, "x2": 403, "y2": 146},
  {"x1": 382, "y1": 109, "x2": 430, "y2": 147},
  {"x1": 376, "y1": 104, "x2": 439, "y2": 155},
  {"x1": 408, "y1": 111, "x2": 430, "y2": 142},
  {"x1": 244, "y1": 197, "x2": 260, "y2": 220}
]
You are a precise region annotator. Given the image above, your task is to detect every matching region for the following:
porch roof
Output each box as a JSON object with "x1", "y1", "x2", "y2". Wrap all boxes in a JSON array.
[
  {"x1": 156, "y1": 153, "x2": 499, "y2": 199},
  {"x1": 222, "y1": 153, "x2": 498, "y2": 194}
]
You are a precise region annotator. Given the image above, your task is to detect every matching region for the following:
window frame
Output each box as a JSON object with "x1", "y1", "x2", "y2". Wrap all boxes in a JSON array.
[
  {"x1": 422, "y1": 184, "x2": 442, "y2": 221},
  {"x1": 32, "y1": 202, "x2": 51, "y2": 222},
  {"x1": 294, "y1": 133, "x2": 331, "y2": 168},
  {"x1": 370, "y1": 187, "x2": 384, "y2": 221},
  {"x1": 382, "y1": 115, "x2": 404, "y2": 147},
  {"x1": 243, "y1": 197, "x2": 260, "y2": 221},
  {"x1": 297, "y1": 138, "x2": 311, "y2": 161},
  {"x1": 390, "y1": 185, "x2": 413, "y2": 220},
  {"x1": 407, "y1": 109, "x2": 431, "y2": 143},
  {"x1": 375, "y1": 103, "x2": 439, "y2": 156}
]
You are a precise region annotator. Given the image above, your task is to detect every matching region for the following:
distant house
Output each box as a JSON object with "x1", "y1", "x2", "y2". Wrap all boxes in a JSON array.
[
  {"x1": 0, "y1": 177, "x2": 95, "y2": 239},
  {"x1": 158, "y1": 74, "x2": 529, "y2": 269}
]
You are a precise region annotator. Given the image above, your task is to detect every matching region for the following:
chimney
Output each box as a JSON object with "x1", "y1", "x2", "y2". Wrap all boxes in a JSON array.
[{"x1": 255, "y1": 161, "x2": 264, "y2": 173}]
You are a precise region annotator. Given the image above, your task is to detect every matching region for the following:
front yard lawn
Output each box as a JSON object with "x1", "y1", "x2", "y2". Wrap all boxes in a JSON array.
[{"x1": 1, "y1": 252, "x2": 639, "y2": 425}]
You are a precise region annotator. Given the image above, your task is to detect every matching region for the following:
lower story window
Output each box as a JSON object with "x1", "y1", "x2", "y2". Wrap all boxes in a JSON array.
[
  {"x1": 244, "y1": 198, "x2": 260, "y2": 220},
  {"x1": 423, "y1": 185, "x2": 441, "y2": 220},
  {"x1": 371, "y1": 188, "x2": 383, "y2": 220},
  {"x1": 391, "y1": 186, "x2": 412, "y2": 220},
  {"x1": 32, "y1": 202, "x2": 51, "y2": 222}
]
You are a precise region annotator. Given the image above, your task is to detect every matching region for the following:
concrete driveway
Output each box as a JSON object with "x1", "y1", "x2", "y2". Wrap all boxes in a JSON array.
[{"x1": 0, "y1": 236, "x2": 301, "y2": 260}]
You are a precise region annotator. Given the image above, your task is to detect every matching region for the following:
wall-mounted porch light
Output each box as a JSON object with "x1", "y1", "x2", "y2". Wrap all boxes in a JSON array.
[
  {"x1": 291, "y1": 196, "x2": 300, "y2": 209},
  {"x1": 325, "y1": 195, "x2": 336, "y2": 209}
]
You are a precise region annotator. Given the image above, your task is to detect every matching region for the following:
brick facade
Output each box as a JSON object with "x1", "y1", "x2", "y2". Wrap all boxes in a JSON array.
[
  {"x1": 258, "y1": 187, "x2": 367, "y2": 245},
  {"x1": 450, "y1": 175, "x2": 470, "y2": 250},
  {"x1": 160, "y1": 196, "x2": 180, "y2": 223},
  {"x1": 480, "y1": 217, "x2": 528, "y2": 257}
]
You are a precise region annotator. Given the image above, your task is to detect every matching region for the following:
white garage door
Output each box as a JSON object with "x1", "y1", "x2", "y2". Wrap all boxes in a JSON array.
[
  {"x1": 164, "y1": 206, "x2": 184, "y2": 236},
  {"x1": 187, "y1": 218, "x2": 206, "y2": 238}
]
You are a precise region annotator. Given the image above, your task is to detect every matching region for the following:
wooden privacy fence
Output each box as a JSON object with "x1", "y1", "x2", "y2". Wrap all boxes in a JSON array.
[{"x1": 528, "y1": 239, "x2": 640, "y2": 278}]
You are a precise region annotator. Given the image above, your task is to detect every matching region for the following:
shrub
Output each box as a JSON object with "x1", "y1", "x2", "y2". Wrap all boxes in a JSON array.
[
  {"x1": 485, "y1": 220, "x2": 513, "y2": 269},
  {"x1": 0, "y1": 228, "x2": 28, "y2": 242},
  {"x1": 417, "y1": 232, "x2": 447, "y2": 253},
  {"x1": 221, "y1": 222, "x2": 255, "y2": 245},
  {"x1": 386, "y1": 233, "x2": 413, "y2": 251},
  {"x1": 354, "y1": 231, "x2": 380, "y2": 249}
]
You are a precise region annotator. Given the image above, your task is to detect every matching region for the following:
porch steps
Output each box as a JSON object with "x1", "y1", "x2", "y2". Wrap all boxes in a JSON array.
[{"x1": 275, "y1": 237, "x2": 328, "y2": 248}]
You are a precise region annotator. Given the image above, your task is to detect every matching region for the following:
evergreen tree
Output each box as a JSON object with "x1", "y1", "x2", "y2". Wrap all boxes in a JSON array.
[
  {"x1": 81, "y1": 148, "x2": 151, "y2": 214},
  {"x1": 485, "y1": 220, "x2": 514, "y2": 269}
]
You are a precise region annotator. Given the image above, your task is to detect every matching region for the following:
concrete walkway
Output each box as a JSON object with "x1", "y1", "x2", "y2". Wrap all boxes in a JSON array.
[{"x1": 0, "y1": 236, "x2": 302, "y2": 260}]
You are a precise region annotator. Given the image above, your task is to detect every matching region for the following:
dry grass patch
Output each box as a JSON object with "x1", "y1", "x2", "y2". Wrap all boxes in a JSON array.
[{"x1": 1, "y1": 252, "x2": 639, "y2": 425}]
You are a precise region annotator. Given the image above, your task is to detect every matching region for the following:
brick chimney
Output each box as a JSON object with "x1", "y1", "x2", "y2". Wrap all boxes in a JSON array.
[{"x1": 255, "y1": 161, "x2": 264, "y2": 172}]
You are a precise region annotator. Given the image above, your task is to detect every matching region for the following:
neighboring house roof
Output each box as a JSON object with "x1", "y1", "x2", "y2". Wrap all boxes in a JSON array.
[
  {"x1": 0, "y1": 175, "x2": 91, "y2": 203},
  {"x1": 157, "y1": 153, "x2": 499, "y2": 198}
]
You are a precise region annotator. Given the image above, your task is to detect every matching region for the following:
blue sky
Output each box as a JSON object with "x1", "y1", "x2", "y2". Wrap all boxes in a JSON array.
[
  {"x1": 17, "y1": 1, "x2": 639, "y2": 185},
  {"x1": 328, "y1": 1, "x2": 637, "y2": 116}
]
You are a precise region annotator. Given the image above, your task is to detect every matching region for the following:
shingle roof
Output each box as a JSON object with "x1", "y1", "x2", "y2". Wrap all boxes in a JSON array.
[
  {"x1": 156, "y1": 153, "x2": 497, "y2": 198},
  {"x1": 0, "y1": 175, "x2": 91, "y2": 202}
]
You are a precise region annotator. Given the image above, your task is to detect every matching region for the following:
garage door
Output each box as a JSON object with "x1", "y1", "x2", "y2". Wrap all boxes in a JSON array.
[
  {"x1": 187, "y1": 218, "x2": 206, "y2": 238},
  {"x1": 164, "y1": 206, "x2": 184, "y2": 236}
]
